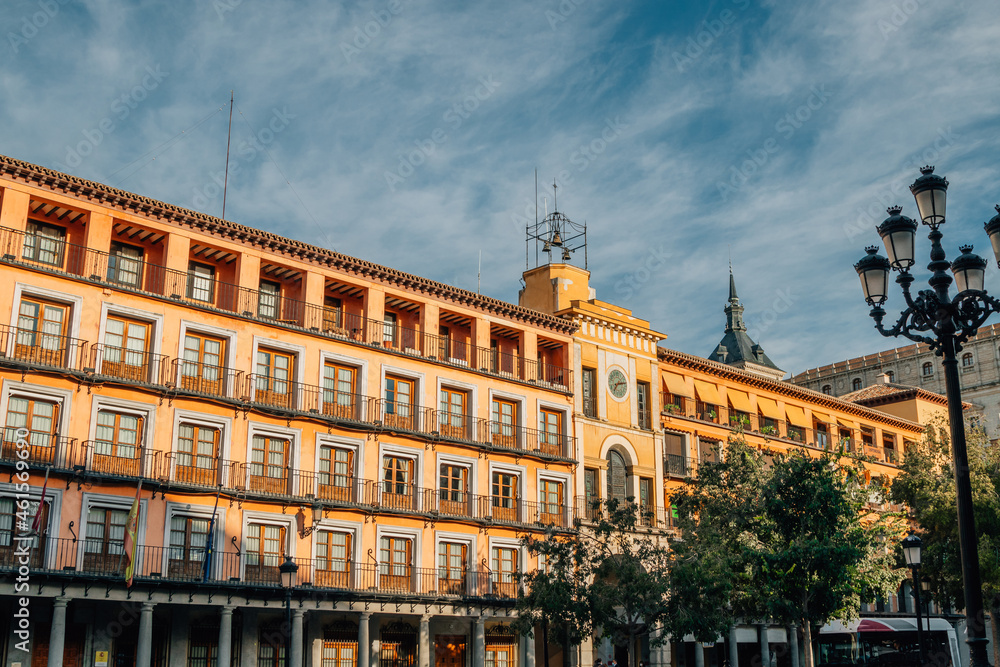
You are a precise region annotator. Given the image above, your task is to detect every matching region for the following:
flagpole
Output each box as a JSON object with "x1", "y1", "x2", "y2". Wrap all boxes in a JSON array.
[
  {"x1": 30, "y1": 466, "x2": 50, "y2": 534},
  {"x1": 203, "y1": 487, "x2": 222, "y2": 582}
]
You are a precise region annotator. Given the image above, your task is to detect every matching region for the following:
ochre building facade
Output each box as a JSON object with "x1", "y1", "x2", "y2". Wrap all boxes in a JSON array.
[{"x1": 0, "y1": 155, "x2": 578, "y2": 667}]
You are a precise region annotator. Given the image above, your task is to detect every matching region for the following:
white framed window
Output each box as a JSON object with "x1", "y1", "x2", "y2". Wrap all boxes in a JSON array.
[
  {"x1": 87, "y1": 397, "x2": 155, "y2": 477},
  {"x1": 489, "y1": 389, "x2": 526, "y2": 449},
  {"x1": 379, "y1": 442, "x2": 422, "y2": 511},
  {"x1": 162, "y1": 501, "x2": 227, "y2": 580},
  {"x1": 435, "y1": 530, "x2": 476, "y2": 595},
  {"x1": 311, "y1": 518, "x2": 362, "y2": 589},
  {"x1": 245, "y1": 422, "x2": 301, "y2": 495},
  {"x1": 78, "y1": 492, "x2": 147, "y2": 575},
  {"x1": 10, "y1": 283, "x2": 84, "y2": 365},
  {"x1": 0, "y1": 381, "x2": 72, "y2": 466},
  {"x1": 0, "y1": 481, "x2": 63, "y2": 570},
  {"x1": 313, "y1": 434, "x2": 363, "y2": 502},
  {"x1": 489, "y1": 461, "x2": 526, "y2": 524},
  {"x1": 241, "y1": 510, "x2": 295, "y2": 584},
  {"x1": 536, "y1": 469, "x2": 572, "y2": 528},
  {"x1": 436, "y1": 452, "x2": 477, "y2": 516},
  {"x1": 96, "y1": 303, "x2": 165, "y2": 383},
  {"x1": 170, "y1": 410, "x2": 233, "y2": 487},
  {"x1": 488, "y1": 536, "x2": 523, "y2": 598},
  {"x1": 376, "y1": 525, "x2": 421, "y2": 593}
]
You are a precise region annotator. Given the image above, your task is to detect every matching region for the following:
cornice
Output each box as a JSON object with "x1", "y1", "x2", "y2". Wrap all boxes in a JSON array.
[
  {"x1": 0, "y1": 154, "x2": 577, "y2": 336},
  {"x1": 657, "y1": 347, "x2": 925, "y2": 432}
]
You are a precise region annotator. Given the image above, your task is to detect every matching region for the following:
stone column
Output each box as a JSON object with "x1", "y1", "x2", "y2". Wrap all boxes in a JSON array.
[
  {"x1": 218, "y1": 607, "x2": 234, "y2": 667},
  {"x1": 240, "y1": 609, "x2": 258, "y2": 667},
  {"x1": 759, "y1": 624, "x2": 770, "y2": 667},
  {"x1": 168, "y1": 607, "x2": 190, "y2": 667},
  {"x1": 419, "y1": 614, "x2": 431, "y2": 667},
  {"x1": 46, "y1": 597, "x2": 69, "y2": 667},
  {"x1": 291, "y1": 609, "x2": 304, "y2": 667},
  {"x1": 694, "y1": 642, "x2": 705, "y2": 667},
  {"x1": 729, "y1": 624, "x2": 739, "y2": 667},
  {"x1": 136, "y1": 603, "x2": 154, "y2": 667},
  {"x1": 473, "y1": 616, "x2": 486, "y2": 666},
  {"x1": 789, "y1": 625, "x2": 800, "y2": 667},
  {"x1": 358, "y1": 612, "x2": 372, "y2": 667}
]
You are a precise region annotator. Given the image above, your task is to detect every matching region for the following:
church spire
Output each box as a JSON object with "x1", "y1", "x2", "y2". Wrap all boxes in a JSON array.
[{"x1": 725, "y1": 266, "x2": 746, "y2": 333}]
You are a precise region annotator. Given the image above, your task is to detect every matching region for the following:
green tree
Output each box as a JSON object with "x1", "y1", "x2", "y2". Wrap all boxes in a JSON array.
[
  {"x1": 762, "y1": 448, "x2": 904, "y2": 667},
  {"x1": 667, "y1": 434, "x2": 904, "y2": 667},
  {"x1": 666, "y1": 435, "x2": 769, "y2": 644},
  {"x1": 515, "y1": 498, "x2": 672, "y2": 667},
  {"x1": 891, "y1": 416, "x2": 1000, "y2": 666}
]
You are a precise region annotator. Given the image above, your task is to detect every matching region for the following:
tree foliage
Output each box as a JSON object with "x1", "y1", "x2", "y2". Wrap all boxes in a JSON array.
[
  {"x1": 666, "y1": 434, "x2": 904, "y2": 667},
  {"x1": 890, "y1": 415, "x2": 1000, "y2": 663},
  {"x1": 514, "y1": 498, "x2": 672, "y2": 667}
]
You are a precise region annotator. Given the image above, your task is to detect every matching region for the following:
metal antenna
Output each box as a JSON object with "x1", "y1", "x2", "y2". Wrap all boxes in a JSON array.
[
  {"x1": 221, "y1": 91, "x2": 234, "y2": 220},
  {"x1": 553, "y1": 179, "x2": 558, "y2": 211}
]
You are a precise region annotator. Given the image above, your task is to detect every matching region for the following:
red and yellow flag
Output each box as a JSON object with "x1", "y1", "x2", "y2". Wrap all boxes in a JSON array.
[{"x1": 123, "y1": 481, "x2": 141, "y2": 587}]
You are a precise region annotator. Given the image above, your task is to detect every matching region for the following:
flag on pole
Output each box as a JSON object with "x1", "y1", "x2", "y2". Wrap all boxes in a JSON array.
[
  {"x1": 30, "y1": 467, "x2": 50, "y2": 534},
  {"x1": 123, "y1": 481, "x2": 142, "y2": 587}
]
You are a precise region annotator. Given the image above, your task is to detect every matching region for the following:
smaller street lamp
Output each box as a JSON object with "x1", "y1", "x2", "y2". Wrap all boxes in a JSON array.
[
  {"x1": 902, "y1": 532, "x2": 926, "y2": 666},
  {"x1": 280, "y1": 554, "x2": 299, "y2": 667}
]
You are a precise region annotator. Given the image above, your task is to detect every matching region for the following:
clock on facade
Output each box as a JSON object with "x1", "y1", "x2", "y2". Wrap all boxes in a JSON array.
[{"x1": 607, "y1": 368, "x2": 628, "y2": 400}]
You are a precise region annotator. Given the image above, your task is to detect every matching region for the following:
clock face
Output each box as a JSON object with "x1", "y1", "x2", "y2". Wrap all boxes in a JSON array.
[{"x1": 607, "y1": 368, "x2": 629, "y2": 399}]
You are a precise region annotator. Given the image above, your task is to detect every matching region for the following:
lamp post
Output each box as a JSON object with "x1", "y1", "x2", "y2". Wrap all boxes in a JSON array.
[
  {"x1": 854, "y1": 165, "x2": 998, "y2": 667},
  {"x1": 280, "y1": 554, "x2": 299, "y2": 667},
  {"x1": 902, "y1": 531, "x2": 926, "y2": 665}
]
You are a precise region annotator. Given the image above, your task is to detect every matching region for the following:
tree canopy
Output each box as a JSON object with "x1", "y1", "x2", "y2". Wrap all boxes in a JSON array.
[
  {"x1": 890, "y1": 415, "x2": 1000, "y2": 664},
  {"x1": 514, "y1": 498, "x2": 672, "y2": 667},
  {"x1": 667, "y1": 434, "x2": 904, "y2": 667}
]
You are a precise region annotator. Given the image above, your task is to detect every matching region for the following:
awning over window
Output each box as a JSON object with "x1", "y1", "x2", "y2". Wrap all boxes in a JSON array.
[
  {"x1": 662, "y1": 372, "x2": 692, "y2": 398},
  {"x1": 837, "y1": 416, "x2": 856, "y2": 428},
  {"x1": 756, "y1": 397, "x2": 782, "y2": 420},
  {"x1": 785, "y1": 404, "x2": 809, "y2": 428},
  {"x1": 693, "y1": 380, "x2": 722, "y2": 406},
  {"x1": 811, "y1": 411, "x2": 831, "y2": 425},
  {"x1": 727, "y1": 389, "x2": 753, "y2": 413}
]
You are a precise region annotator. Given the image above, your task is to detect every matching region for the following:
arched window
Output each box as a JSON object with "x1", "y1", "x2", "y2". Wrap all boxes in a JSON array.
[
  {"x1": 922, "y1": 362, "x2": 933, "y2": 376},
  {"x1": 852, "y1": 378, "x2": 862, "y2": 391},
  {"x1": 822, "y1": 385, "x2": 832, "y2": 395},
  {"x1": 886, "y1": 370, "x2": 895, "y2": 382},
  {"x1": 607, "y1": 451, "x2": 627, "y2": 504},
  {"x1": 962, "y1": 353, "x2": 974, "y2": 367}
]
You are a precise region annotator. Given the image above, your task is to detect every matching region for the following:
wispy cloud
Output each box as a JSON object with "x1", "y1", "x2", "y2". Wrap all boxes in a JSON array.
[{"x1": 2, "y1": 0, "x2": 999, "y2": 376}]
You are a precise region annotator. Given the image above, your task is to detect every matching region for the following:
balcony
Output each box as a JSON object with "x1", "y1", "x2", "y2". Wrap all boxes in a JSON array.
[
  {"x1": 664, "y1": 453, "x2": 695, "y2": 478},
  {"x1": 80, "y1": 441, "x2": 160, "y2": 479},
  {"x1": 171, "y1": 359, "x2": 244, "y2": 398},
  {"x1": 573, "y1": 496, "x2": 679, "y2": 532},
  {"x1": 1, "y1": 534, "x2": 509, "y2": 598},
  {"x1": 0, "y1": 226, "x2": 573, "y2": 391},
  {"x1": 90, "y1": 344, "x2": 170, "y2": 385},
  {"x1": 0, "y1": 323, "x2": 88, "y2": 370},
  {"x1": 0, "y1": 429, "x2": 76, "y2": 467}
]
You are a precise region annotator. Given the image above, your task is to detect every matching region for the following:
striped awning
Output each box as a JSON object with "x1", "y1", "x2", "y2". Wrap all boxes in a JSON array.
[
  {"x1": 756, "y1": 397, "x2": 782, "y2": 420},
  {"x1": 811, "y1": 411, "x2": 831, "y2": 425},
  {"x1": 726, "y1": 389, "x2": 753, "y2": 413},
  {"x1": 693, "y1": 380, "x2": 722, "y2": 405},
  {"x1": 662, "y1": 371, "x2": 692, "y2": 398},
  {"x1": 785, "y1": 404, "x2": 809, "y2": 428}
]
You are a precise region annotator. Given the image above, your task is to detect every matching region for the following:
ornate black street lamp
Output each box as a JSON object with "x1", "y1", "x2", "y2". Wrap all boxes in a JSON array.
[
  {"x1": 854, "y1": 166, "x2": 997, "y2": 667},
  {"x1": 902, "y1": 531, "x2": 927, "y2": 665},
  {"x1": 280, "y1": 554, "x2": 299, "y2": 667}
]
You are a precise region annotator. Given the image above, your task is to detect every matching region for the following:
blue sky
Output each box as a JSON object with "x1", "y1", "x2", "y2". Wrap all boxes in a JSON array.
[{"x1": 3, "y1": 0, "x2": 1000, "y2": 376}]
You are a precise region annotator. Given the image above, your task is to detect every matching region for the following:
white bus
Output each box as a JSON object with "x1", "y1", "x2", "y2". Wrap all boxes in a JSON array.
[{"x1": 817, "y1": 617, "x2": 962, "y2": 666}]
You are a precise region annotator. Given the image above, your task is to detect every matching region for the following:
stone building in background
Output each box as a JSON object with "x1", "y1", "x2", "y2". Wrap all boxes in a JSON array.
[{"x1": 791, "y1": 325, "x2": 1000, "y2": 440}]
